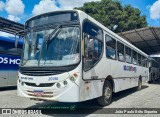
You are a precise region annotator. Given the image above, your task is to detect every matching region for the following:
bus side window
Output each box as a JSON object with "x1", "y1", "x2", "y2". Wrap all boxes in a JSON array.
[
  {"x1": 138, "y1": 53, "x2": 141, "y2": 66},
  {"x1": 145, "y1": 58, "x2": 148, "y2": 68},
  {"x1": 83, "y1": 21, "x2": 103, "y2": 70},
  {"x1": 141, "y1": 56, "x2": 145, "y2": 67},
  {"x1": 147, "y1": 59, "x2": 150, "y2": 68},
  {"x1": 83, "y1": 34, "x2": 103, "y2": 70},
  {"x1": 105, "y1": 35, "x2": 116, "y2": 59},
  {"x1": 132, "y1": 50, "x2": 137, "y2": 65},
  {"x1": 117, "y1": 41, "x2": 124, "y2": 61},
  {"x1": 125, "y1": 46, "x2": 132, "y2": 63},
  {"x1": 0, "y1": 39, "x2": 23, "y2": 56}
]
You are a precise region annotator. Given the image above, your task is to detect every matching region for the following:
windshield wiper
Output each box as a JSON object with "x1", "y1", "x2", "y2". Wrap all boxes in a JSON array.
[
  {"x1": 21, "y1": 59, "x2": 28, "y2": 66},
  {"x1": 46, "y1": 24, "x2": 62, "y2": 50}
]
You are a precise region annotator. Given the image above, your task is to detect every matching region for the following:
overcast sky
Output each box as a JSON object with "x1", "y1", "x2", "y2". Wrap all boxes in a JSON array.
[{"x1": 0, "y1": 0, "x2": 160, "y2": 36}]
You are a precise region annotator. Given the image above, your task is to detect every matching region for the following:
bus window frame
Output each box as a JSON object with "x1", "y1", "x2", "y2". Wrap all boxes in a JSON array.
[
  {"x1": 82, "y1": 19, "x2": 104, "y2": 72},
  {"x1": 117, "y1": 41, "x2": 125, "y2": 62},
  {"x1": 137, "y1": 53, "x2": 142, "y2": 66},
  {"x1": 125, "y1": 46, "x2": 132, "y2": 64},
  {"x1": 141, "y1": 55, "x2": 148, "y2": 67},
  {"x1": 105, "y1": 34, "x2": 117, "y2": 60},
  {"x1": 132, "y1": 50, "x2": 138, "y2": 65}
]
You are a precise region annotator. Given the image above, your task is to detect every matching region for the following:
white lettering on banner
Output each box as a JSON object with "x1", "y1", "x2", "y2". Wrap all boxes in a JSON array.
[{"x1": 0, "y1": 57, "x2": 20, "y2": 65}]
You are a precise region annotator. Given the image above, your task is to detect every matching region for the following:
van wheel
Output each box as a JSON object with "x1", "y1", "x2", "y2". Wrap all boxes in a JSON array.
[
  {"x1": 97, "y1": 80, "x2": 112, "y2": 106},
  {"x1": 137, "y1": 78, "x2": 142, "y2": 91}
]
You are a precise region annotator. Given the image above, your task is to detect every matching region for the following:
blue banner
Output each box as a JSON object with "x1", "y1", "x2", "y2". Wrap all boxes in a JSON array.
[{"x1": 0, "y1": 54, "x2": 20, "y2": 71}]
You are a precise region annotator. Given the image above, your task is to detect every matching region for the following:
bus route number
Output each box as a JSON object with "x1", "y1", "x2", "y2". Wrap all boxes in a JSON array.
[{"x1": 48, "y1": 77, "x2": 58, "y2": 81}]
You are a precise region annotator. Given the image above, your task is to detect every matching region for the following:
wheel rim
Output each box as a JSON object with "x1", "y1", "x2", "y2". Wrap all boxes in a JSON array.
[{"x1": 104, "y1": 86, "x2": 112, "y2": 100}]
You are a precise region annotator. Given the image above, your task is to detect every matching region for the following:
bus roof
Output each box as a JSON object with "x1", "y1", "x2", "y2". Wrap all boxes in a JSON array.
[{"x1": 0, "y1": 36, "x2": 23, "y2": 44}]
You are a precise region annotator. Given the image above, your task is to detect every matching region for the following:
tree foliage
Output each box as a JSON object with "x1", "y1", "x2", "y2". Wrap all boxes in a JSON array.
[{"x1": 75, "y1": 0, "x2": 147, "y2": 33}]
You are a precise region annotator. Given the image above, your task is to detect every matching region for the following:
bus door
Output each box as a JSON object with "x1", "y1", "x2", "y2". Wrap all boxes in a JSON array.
[
  {"x1": 82, "y1": 21, "x2": 104, "y2": 80},
  {"x1": 82, "y1": 33, "x2": 103, "y2": 80}
]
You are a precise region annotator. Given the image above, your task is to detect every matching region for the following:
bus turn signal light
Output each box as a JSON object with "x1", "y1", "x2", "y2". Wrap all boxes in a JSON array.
[
  {"x1": 70, "y1": 73, "x2": 78, "y2": 82},
  {"x1": 73, "y1": 73, "x2": 78, "y2": 78}
]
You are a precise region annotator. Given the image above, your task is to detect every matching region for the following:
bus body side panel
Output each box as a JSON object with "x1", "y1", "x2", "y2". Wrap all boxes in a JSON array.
[
  {"x1": 0, "y1": 71, "x2": 8, "y2": 87},
  {"x1": 111, "y1": 59, "x2": 148, "y2": 93},
  {"x1": 111, "y1": 60, "x2": 138, "y2": 92},
  {"x1": 82, "y1": 58, "x2": 110, "y2": 80},
  {"x1": 8, "y1": 71, "x2": 18, "y2": 86},
  {"x1": 113, "y1": 78, "x2": 138, "y2": 93},
  {"x1": 80, "y1": 79, "x2": 104, "y2": 101},
  {"x1": 0, "y1": 54, "x2": 20, "y2": 87},
  {"x1": 82, "y1": 57, "x2": 110, "y2": 100},
  {"x1": 142, "y1": 67, "x2": 149, "y2": 82}
]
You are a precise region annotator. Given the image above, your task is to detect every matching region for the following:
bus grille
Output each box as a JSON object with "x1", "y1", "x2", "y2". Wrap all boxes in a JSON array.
[
  {"x1": 27, "y1": 90, "x2": 54, "y2": 98},
  {"x1": 20, "y1": 70, "x2": 63, "y2": 76},
  {"x1": 25, "y1": 82, "x2": 55, "y2": 87}
]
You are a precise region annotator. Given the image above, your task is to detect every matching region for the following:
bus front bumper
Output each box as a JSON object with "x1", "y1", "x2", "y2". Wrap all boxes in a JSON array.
[{"x1": 17, "y1": 81, "x2": 80, "y2": 102}]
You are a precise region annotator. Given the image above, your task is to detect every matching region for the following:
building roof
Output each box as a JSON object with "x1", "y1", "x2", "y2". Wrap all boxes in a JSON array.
[
  {"x1": 118, "y1": 27, "x2": 160, "y2": 55},
  {"x1": 0, "y1": 16, "x2": 24, "y2": 37}
]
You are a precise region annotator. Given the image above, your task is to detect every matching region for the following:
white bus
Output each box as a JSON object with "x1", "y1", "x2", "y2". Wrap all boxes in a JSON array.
[
  {"x1": 148, "y1": 58, "x2": 159, "y2": 83},
  {"x1": 17, "y1": 10, "x2": 149, "y2": 106}
]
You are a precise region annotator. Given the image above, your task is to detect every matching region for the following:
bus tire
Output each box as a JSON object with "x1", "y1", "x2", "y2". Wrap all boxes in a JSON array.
[
  {"x1": 97, "y1": 80, "x2": 112, "y2": 106},
  {"x1": 137, "y1": 78, "x2": 142, "y2": 91}
]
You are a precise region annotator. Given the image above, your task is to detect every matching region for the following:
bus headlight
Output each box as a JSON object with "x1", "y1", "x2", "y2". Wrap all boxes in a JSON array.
[
  {"x1": 63, "y1": 80, "x2": 68, "y2": 85},
  {"x1": 56, "y1": 83, "x2": 61, "y2": 88},
  {"x1": 70, "y1": 76, "x2": 75, "y2": 82}
]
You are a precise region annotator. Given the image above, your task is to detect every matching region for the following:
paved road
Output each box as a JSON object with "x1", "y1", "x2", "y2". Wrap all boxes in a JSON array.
[{"x1": 0, "y1": 80, "x2": 160, "y2": 117}]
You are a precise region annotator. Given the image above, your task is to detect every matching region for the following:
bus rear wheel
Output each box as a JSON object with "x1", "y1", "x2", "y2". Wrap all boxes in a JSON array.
[{"x1": 97, "y1": 80, "x2": 112, "y2": 106}]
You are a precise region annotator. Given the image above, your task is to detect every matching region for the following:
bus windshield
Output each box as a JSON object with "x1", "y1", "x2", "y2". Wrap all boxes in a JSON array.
[{"x1": 21, "y1": 26, "x2": 80, "y2": 67}]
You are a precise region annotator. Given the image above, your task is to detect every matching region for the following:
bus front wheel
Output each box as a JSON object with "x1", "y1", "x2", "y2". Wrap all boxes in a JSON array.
[{"x1": 97, "y1": 80, "x2": 112, "y2": 106}]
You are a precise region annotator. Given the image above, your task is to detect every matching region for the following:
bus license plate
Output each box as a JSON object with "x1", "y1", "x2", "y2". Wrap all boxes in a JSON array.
[{"x1": 34, "y1": 90, "x2": 44, "y2": 97}]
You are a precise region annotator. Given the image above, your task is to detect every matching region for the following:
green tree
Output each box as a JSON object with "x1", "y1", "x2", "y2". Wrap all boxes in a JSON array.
[{"x1": 75, "y1": 0, "x2": 147, "y2": 33}]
